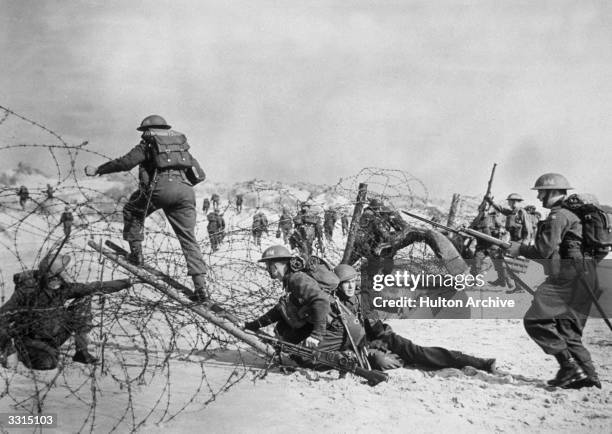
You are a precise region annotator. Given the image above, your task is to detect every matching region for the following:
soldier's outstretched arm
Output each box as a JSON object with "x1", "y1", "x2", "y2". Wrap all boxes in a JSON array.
[
  {"x1": 63, "y1": 279, "x2": 132, "y2": 299},
  {"x1": 87, "y1": 144, "x2": 147, "y2": 176}
]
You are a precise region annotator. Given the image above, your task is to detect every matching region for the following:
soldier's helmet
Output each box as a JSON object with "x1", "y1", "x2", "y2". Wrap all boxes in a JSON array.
[
  {"x1": 531, "y1": 173, "x2": 573, "y2": 190},
  {"x1": 334, "y1": 264, "x2": 358, "y2": 282},
  {"x1": 258, "y1": 245, "x2": 294, "y2": 262},
  {"x1": 39, "y1": 253, "x2": 71, "y2": 278},
  {"x1": 137, "y1": 115, "x2": 171, "y2": 132},
  {"x1": 506, "y1": 193, "x2": 523, "y2": 201}
]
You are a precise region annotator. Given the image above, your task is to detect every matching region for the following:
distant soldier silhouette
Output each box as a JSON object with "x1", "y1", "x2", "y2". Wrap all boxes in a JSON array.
[
  {"x1": 211, "y1": 193, "x2": 220, "y2": 212},
  {"x1": 59, "y1": 206, "x2": 74, "y2": 237},
  {"x1": 207, "y1": 210, "x2": 225, "y2": 252},
  {"x1": 323, "y1": 208, "x2": 338, "y2": 242},
  {"x1": 45, "y1": 184, "x2": 54, "y2": 200},
  {"x1": 277, "y1": 207, "x2": 294, "y2": 245},
  {"x1": 290, "y1": 201, "x2": 324, "y2": 256},
  {"x1": 252, "y1": 209, "x2": 269, "y2": 246},
  {"x1": 202, "y1": 197, "x2": 210, "y2": 215},
  {"x1": 341, "y1": 213, "x2": 350, "y2": 236},
  {"x1": 17, "y1": 185, "x2": 29, "y2": 209},
  {"x1": 236, "y1": 194, "x2": 243, "y2": 214}
]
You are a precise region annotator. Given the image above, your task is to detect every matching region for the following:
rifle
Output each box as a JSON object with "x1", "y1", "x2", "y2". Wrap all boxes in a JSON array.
[
  {"x1": 250, "y1": 330, "x2": 388, "y2": 386},
  {"x1": 401, "y1": 210, "x2": 511, "y2": 249},
  {"x1": 468, "y1": 164, "x2": 497, "y2": 244}
]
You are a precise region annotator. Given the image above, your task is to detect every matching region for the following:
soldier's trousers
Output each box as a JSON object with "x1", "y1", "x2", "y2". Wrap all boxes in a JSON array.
[
  {"x1": 523, "y1": 270, "x2": 597, "y2": 376},
  {"x1": 122, "y1": 176, "x2": 207, "y2": 276},
  {"x1": 63, "y1": 222, "x2": 72, "y2": 237}
]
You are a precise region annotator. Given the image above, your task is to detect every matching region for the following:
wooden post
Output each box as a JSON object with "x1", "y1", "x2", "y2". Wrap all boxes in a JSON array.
[
  {"x1": 88, "y1": 240, "x2": 276, "y2": 358},
  {"x1": 446, "y1": 193, "x2": 461, "y2": 227},
  {"x1": 341, "y1": 183, "x2": 368, "y2": 264}
]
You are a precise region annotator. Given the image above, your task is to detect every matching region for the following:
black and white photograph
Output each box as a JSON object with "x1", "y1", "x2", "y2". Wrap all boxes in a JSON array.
[{"x1": 1, "y1": 1, "x2": 611, "y2": 432}]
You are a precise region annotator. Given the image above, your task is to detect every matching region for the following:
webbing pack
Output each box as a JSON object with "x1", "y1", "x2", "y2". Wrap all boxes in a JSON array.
[
  {"x1": 563, "y1": 193, "x2": 612, "y2": 255},
  {"x1": 143, "y1": 129, "x2": 206, "y2": 185}
]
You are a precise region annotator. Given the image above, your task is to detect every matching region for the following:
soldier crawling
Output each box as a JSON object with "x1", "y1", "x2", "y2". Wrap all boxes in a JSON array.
[{"x1": 0, "y1": 253, "x2": 131, "y2": 370}]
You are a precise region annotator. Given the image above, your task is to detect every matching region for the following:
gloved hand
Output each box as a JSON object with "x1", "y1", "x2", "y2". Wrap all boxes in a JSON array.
[
  {"x1": 504, "y1": 241, "x2": 522, "y2": 257},
  {"x1": 84, "y1": 165, "x2": 98, "y2": 176},
  {"x1": 303, "y1": 335, "x2": 320, "y2": 348},
  {"x1": 244, "y1": 321, "x2": 260, "y2": 332},
  {"x1": 368, "y1": 349, "x2": 404, "y2": 370}
]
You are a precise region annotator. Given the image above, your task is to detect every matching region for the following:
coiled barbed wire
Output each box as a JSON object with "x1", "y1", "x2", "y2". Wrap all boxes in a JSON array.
[{"x1": 0, "y1": 105, "x2": 442, "y2": 432}]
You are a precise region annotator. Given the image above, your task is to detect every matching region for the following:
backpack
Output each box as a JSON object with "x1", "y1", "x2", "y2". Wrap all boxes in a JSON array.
[
  {"x1": 143, "y1": 129, "x2": 206, "y2": 185},
  {"x1": 563, "y1": 193, "x2": 612, "y2": 258},
  {"x1": 289, "y1": 255, "x2": 340, "y2": 293}
]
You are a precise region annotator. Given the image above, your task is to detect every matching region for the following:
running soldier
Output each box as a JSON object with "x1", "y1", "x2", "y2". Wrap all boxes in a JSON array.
[
  {"x1": 211, "y1": 193, "x2": 220, "y2": 212},
  {"x1": 207, "y1": 210, "x2": 225, "y2": 252},
  {"x1": 504, "y1": 173, "x2": 601, "y2": 389},
  {"x1": 290, "y1": 202, "x2": 324, "y2": 256},
  {"x1": 84, "y1": 115, "x2": 209, "y2": 302},
  {"x1": 59, "y1": 205, "x2": 74, "y2": 237},
  {"x1": 323, "y1": 207, "x2": 338, "y2": 242},
  {"x1": 277, "y1": 207, "x2": 294, "y2": 245},
  {"x1": 252, "y1": 209, "x2": 269, "y2": 246},
  {"x1": 17, "y1": 185, "x2": 29, "y2": 209},
  {"x1": 486, "y1": 193, "x2": 533, "y2": 292},
  {"x1": 45, "y1": 184, "x2": 54, "y2": 200},
  {"x1": 202, "y1": 197, "x2": 210, "y2": 215}
]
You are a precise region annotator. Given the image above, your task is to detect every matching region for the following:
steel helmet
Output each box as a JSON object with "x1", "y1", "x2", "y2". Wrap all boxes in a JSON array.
[
  {"x1": 531, "y1": 173, "x2": 573, "y2": 190},
  {"x1": 258, "y1": 245, "x2": 294, "y2": 262},
  {"x1": 334, "y1": 264, "x2": 358, "y2": 282},
  {"x1": 506, "y1": 193, "x2": 523, "y2": 201},
  {"x1": 137, "y1": 115, "x2": 171, "y2": 132}
]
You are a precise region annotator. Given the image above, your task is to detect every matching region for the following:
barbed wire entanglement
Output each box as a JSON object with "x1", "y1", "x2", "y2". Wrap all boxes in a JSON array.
[{"x1": 0, "y1": 106, "x2": 439, "y2": 431}]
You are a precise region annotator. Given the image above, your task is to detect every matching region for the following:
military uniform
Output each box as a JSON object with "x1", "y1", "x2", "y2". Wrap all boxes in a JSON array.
[
  {"x1": 246, "y1": 271, "x2": 331, "y2": 345},
  {"x1": 351, "y1": 205, "x2": 407, "y2": 263},
  {"x1": 207, "y1": 211, "x2": 225, "y2": 251},
  {"x1": 211, "y1": 193, "x2": 220, "y2": 212},
  {"x1": 341, "y1": 214, "x2": 350, "y2": 236},
  {"x1": 252, "y1": 211, "x2": 269, "y2": 246},
  {"x1": 46, "y1": 184, "x2": 54, "y2": 200},
  {"x1": 0, "y1": 271, "x2": 130, "y2": 370},
  {"x1": 290, "y1": 208, "x2": 324, "y2": 256},
  {"x1": 202, "y1": 198, "x2": 210, "y2": 215},
  {"x1": 323, "y1": 209, "x2": 338, "y2": 242},
  {"x1": 60, "y1": 209, "x2": 74, "y2": 237},
  {"x1": 277, "y1": 209, "x2": 294, "y2": 245},
  {"x1": 519, "y1": 202, "x2": 598, "y2": 381},
  {"x1": 94, "y1": 132, "x2": 208, "y2": 279},
  {"x1": 17, "y1": 186, "x2": 29, "y2": 209},
  {"x1": 235, "y1": 194, "x2": 243, "y2": 213}
]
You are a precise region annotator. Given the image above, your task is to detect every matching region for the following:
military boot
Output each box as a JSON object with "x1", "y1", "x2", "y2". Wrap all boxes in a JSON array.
[
  {"x1": 189, "y1": 274, "x2": 209, "y2": 303},
  {"x1": 548, "y1": 350, "x2": 588, "y2": 388},
  {"x1": 458, "y1": 354, "x2": 497, "y2": 373},
  {"x1": 73, "y1": 350, "x2": 99, "y2": 365},
  {"x1": 565, "y1": 360, "x2": 602, "y2": 389},
  {"x1": 128, "y1": 241, "x2": 143, "y2": 266}
]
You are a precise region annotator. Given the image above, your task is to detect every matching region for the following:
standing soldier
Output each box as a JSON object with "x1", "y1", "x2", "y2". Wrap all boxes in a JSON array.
[
  {"x1": 235, "y1": 194, "x2": 243, "y2": 214},
  {"x1": 486, "y1": 193, "x2": 533, "y2": 292},
  {"x1": 59, "y1": 205, "x2": 74, "y2": 237},
  {"x1": 523, "y1": 205, "x2": 540, "y2": 243},
  {"x1": 207, "y1": 210, "x2": 225, "y2": 252},
  {"x1": 469, "y1": 207, "x2": 505, "y2": 277},
  {"x1": 211, "y1": 193, "x2": 220, "y2": 212},
  {"x1": 290, "y1": 202, "x2": 324, "y2": 257},
  {"x1": 17, "y1": 185, "x2": 29, "y2": 209},
  {"x1": 504, "y1": 173, "x2": 600, "y2": 389},
  {"x1": 84, "y1": 115, "x2": 209, "y2": 303},
  {"x1": 45, "y1": 184, "x2": 54, "y2": 200},
  {"x1": 323, "y1": 207, "x2": 338, "y2": 242},
  {"x1": 202, "y1": 197, "x2": 210, "y2": 215},
  {"x1": 251, "y1": 208, "x2": 269, "y2": 246},
  {"x1": 341, "y1": 212, "x2": 350, "y2": 236},
  {"x1": 277, "y1": 207, "x2": 294, "y2": 245}
]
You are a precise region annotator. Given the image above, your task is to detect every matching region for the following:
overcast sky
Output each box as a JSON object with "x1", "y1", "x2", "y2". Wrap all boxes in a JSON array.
[{"x1": 1, "y1": 0, "x2": 611, "y2": 202}]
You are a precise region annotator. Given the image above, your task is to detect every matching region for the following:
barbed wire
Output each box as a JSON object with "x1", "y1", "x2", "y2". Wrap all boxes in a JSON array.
[{"x1": 0, "y1": 105, "x2": 443, "y2": 432}]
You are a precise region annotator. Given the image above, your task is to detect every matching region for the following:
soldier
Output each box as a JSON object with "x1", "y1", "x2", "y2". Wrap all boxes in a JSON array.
[
  {"x1": 333, "y1": 264, "x2": 497, "y2": 372},
  {"x1": 235, "y1": 194, "x2": 243, "y2": 214},
  {"x1": 341, "y1": 212, "x2": 350, "y2": 236},
  {"x1": 504, "y1": 173, "x2": 600, "y2": 389},
  {"x1": 202, "y1": 197, "x2": 210, "y2": 215},
  {"x1": 486, "y1": 193, "x2": 533, "y2": 292},
  {"x1": 290, "y1": 202, "x2": 324, "y2": 257},
  {"x1": 211, "y1": 193, "x2": 220, "y2": 212},
  {"x1": 84, "y1": 115, "x2": 209, "y2": 302},
  {"x1": 0, "y1": 253, "x2": 132, "y2": 369},
  {"x1": 351, "y1": 198, "x2": 408, "y2": 264},
  {"x1": 45, "y1": 184, "x2": 54, "y2": 200},
  {"x1": 276, "y1": 207, "x2": 293, "y2": 245},
  {"x1": 207, "y1": 210, "x2": 225, "y2": 252},
  {"x1": 523, "y1": 205, "x2": 540, "y2": 242},
  {"x1": 468, "y1": 208, "x2": 505, "y2": 278},
  {"x1": 17, "y1": 185, "x2": 29, "y2": 209},
  {"x1": 244, "y1": 246, "x2": 331, "y2": 349},
  {"x1": 323, "y1": 207, "x2": 338, "y2": 242},
  {"x1": 251, "y1": 208, "x2": 269, "y2": 247},
  {"x1": 59, "y1": 205, "x2": 74, "y2": 237}
]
